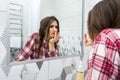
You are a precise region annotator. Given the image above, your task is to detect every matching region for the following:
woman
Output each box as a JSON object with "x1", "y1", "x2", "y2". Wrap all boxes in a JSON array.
[
  {"x1": 85, "y1": 0, "x2": 120, "y2": 79},
  {"x1": 15, "y1": 16, "x2": 61, "y2": 61}
]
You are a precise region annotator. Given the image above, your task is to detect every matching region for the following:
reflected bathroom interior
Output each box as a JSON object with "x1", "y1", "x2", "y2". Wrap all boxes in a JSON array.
[
  {"x1": 10, "y1": 0, "x2": 83, "y2": 62},
  {"x1": 8, "y1": 0, "x2": 86, "y2": 80}
]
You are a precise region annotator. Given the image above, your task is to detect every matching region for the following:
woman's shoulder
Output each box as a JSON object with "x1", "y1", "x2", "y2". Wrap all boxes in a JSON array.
[
  {"x1": 32, "y1": 32, "x2": 39, "y2": 36},
  {"x1": 100, "y1": 28, "x2": 120, "y2": 41},
  {"x1": 100, "y1": 28, "x2": 120, "y2": 34},
  {"x1": 30, "y1": 32, "x2": 39, "y2": 39}
]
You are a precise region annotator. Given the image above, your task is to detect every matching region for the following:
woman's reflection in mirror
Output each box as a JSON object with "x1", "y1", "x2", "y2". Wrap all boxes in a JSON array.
[{"x1": 15, "y1": 16, "x2": 61, "y2": 61}]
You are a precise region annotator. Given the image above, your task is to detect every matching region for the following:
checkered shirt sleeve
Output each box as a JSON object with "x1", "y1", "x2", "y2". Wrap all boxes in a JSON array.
[
  {"x1": 15, "y1": 33, "x2": 59, "y2": 61},
  {"x1": 15, "y1": 33, "x2": 38, "y2": 61}
]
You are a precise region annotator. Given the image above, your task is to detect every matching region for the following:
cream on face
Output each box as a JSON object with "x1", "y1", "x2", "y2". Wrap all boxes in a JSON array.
[{"x1": 49, "y1": 21, "x2": 58, "y2": 38}]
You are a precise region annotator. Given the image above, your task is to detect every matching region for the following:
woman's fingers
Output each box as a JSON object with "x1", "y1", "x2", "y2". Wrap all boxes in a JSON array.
[
  {"x1": 56, "y1": 32, "x2": 61, "y2": 41},
  {"x1": 84, "y1": 33, "x2": 93, "y2": 46},
  {"x1": 84, "y1": 33, "x2": 88, "y2": 45},
  {"x1": 54, "y1": 32, "x2": 57, "y2": 39},
  {"x1": 50, "y1": 32, "x2": 59, "y2": 43}
]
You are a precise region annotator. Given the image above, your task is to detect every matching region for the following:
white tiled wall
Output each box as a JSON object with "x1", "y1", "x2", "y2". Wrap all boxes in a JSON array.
[
  {"x1": 0, "y1": 0, "x2": 9, "y2": 65},
  {"x1": 0, "y1": 0, "x2": 9, "y2": 80},
  {"x1": 0, "y1": 0, "x2": 9, "y2": 11}
]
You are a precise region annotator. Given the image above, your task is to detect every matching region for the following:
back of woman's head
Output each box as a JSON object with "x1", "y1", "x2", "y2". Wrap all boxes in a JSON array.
[{"x1": 88, "y1": 0, "x2": 120, "y2": 41}]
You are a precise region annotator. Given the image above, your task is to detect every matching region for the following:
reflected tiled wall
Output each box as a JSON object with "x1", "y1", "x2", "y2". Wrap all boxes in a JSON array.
[{"x1": 59, "y1": 32, "x2": 82, "y2": 58}]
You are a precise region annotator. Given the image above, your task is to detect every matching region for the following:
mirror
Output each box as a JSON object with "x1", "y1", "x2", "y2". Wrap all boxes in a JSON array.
[{"x1": 10, "y1": 0, "x2": 83, "y2": 62}]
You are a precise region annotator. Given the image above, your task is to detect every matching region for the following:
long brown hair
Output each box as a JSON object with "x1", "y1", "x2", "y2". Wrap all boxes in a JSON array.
[
  {"x1": 88, "y1": 0, "x2": 120, "y2": 41},
  {"x1": 36, "y1": 16, "x2": 59, "y2": 58}
]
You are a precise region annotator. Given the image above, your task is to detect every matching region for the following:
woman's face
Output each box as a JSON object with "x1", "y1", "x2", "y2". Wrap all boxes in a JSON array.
[{"x1": 49, "y1": 21, "x2": 58, "y2": 38}]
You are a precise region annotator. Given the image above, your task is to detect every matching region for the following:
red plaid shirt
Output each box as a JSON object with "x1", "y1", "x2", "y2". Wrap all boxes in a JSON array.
[
  {"x1": 85, "y1": 29, "x2": 120, "y2": 80},
  {"x1": 15, "y1": 32, "x2": 59, "y2": 61}
]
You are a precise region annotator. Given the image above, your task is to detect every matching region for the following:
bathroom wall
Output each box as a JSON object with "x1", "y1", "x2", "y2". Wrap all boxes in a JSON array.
[
  {"x1": 0, "y1": 0, "x2": 9, "y2": 67},
  {"x1": 0, "y1": 0, "x2": 9, "y2": 80}
]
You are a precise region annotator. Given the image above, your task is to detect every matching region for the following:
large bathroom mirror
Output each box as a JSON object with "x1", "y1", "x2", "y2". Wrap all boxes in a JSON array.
[{"x1": 10, "y1": 0, "x2": 83, "y2": 62}]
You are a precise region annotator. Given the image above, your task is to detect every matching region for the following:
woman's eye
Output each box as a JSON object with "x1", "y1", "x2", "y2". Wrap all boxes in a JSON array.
[
  {"x1": 50, "y1": 25, "x2": 53, "y2": 28},
  {"x1": 50, "y1": 25, "x2": 58, "y2": 28},
  {"x1": 55, "y1": 26, "x2": 58, "y2": 28}
]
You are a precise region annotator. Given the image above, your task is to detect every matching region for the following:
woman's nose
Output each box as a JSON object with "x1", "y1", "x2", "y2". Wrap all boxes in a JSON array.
[{"x1": 53, "y1": 27, "x2": 57, "y2": 31}]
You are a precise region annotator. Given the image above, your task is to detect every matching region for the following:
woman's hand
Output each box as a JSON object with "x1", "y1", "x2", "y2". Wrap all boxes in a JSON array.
[
  {"x1": 49, "y1": 32, "x2": 61, "y2": 43},
  {"x1": 49, "y1": 32, "x2": 61, "y2": 51},
  {"x1": 84, "y1": 33, "x2": 93, "y2": 46}
]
